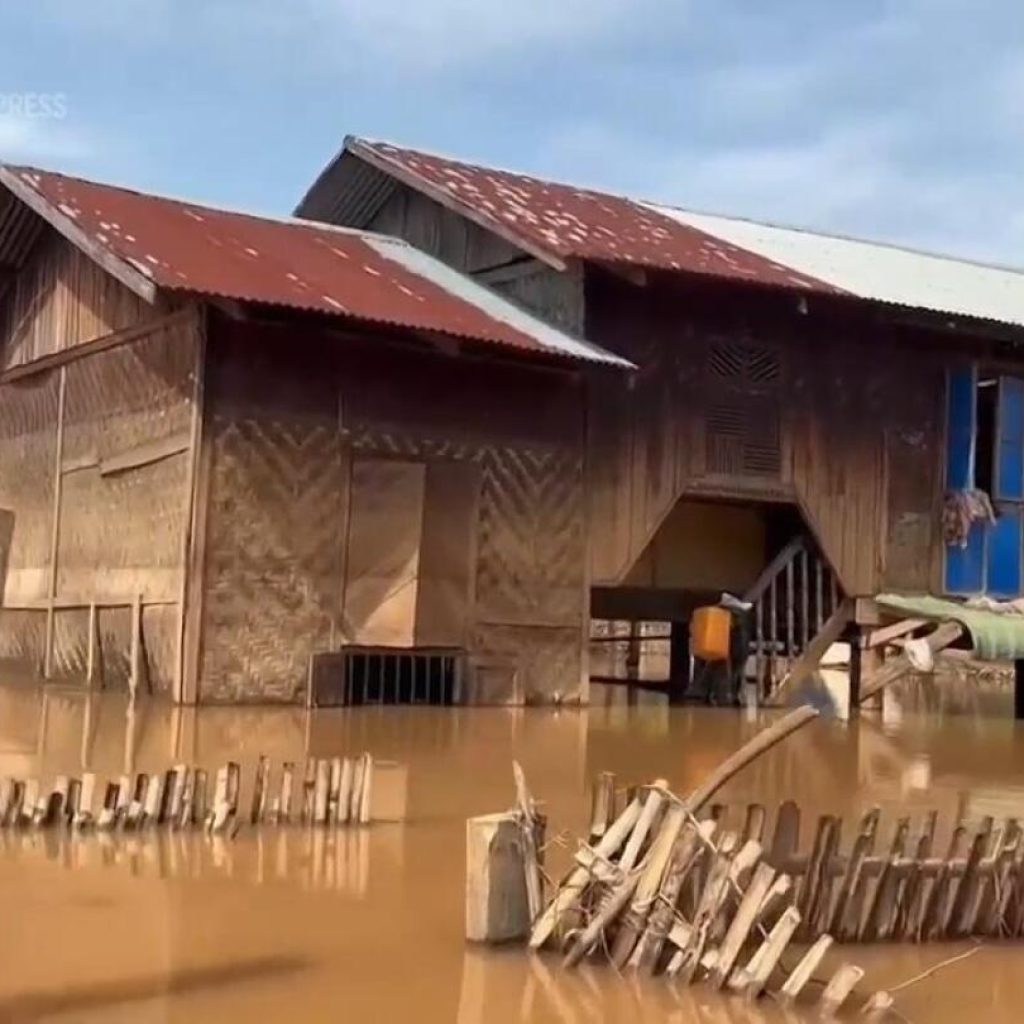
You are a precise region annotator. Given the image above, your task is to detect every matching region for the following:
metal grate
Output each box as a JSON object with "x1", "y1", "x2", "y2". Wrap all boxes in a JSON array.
[{"x1": 309, "y1": 647, "x2": 465, "y2": 707}]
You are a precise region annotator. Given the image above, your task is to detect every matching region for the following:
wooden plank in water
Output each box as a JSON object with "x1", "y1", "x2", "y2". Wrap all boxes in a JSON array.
[
  {"x1": 736, "y1": 905, "x2": 801, "y2": 998},
  {"x1": 986, "y1": 820, "x2": 1022, "y2": 935},
  {"x1": 610, "y1": 803, "x2": 688, "y2": 968},
  {"x1": 742, "y1": 803, "x2": 766, "y2": 845},
  {"x1": 337, "y1": 758, "x2": 354, "y2": 825},
  {"x1": 769, "y1": 801, "x2": 801, "y2": 867},
  {"x1": 796, "y1": 815, "x2": 837, "y2": 940},
  {"x1": 675, "y1": 832, "x2": 738, "y2": 983},
  {"x1": 819, "y1": 963, "x2": 864, "y2": 1016},
  {"x1": 861, "y1": 816, "x2": 910, "y2": 941},
  {"x1": 588, "y1": 771, "x2": 617, "y2": 844},
  {"x1": 313, "y1": 759, "x2": 330, "y2": 825},
  {"x1": 711, "y1": 860, "x2": 776, "y2": 988},
  {"x1": 894, "y1": 810, "x2": 937, "y2": 940},
  {"x1": 833, "y1": 810, "x2": 880, "y2": 940},
  {"x1": 529, "y1": 796, "x2": 643, "y2": 950},
  {"x1": 279, "y1": 762, "x2": 295, "y2": 825},
  {"x1": 251, "y1": 756, "x2": 270, "y2": 825},
  {"x1": 948, "y1": 816, "x2": 993, "y2": 937},
  {"x1": 779, "y1": 933, "x2": 833, "y2": 1005},
  {"x1": 634, "y1": 819, "x2": 716, "y2": 974},
  {"x1": 191, "y1": 769, "x2": 208, "y2": 827},
  {"x1": 922, "y1": 825, "x2": 967, "y2": 940},
  {"x1": 756, "y1": 872, "x2": 793, "y2": 932}
]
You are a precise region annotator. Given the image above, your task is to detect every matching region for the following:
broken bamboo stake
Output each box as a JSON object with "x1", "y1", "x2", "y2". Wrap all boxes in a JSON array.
[
  {"x1": 529, "y1": 796, "x2": 643, "y2": 949},
  {"x1": 819, "y1": 963, "x2": 865, "y2": 1016}
]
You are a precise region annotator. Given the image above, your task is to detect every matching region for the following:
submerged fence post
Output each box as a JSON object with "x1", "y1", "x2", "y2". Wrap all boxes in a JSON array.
[{"x1": 466, "y1": 812, "x2": 531, "y2": 943}]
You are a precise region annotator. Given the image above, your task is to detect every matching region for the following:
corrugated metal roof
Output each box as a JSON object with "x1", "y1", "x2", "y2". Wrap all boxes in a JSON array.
[
  {"x1": 0, "y1": 164, "x2": 630, "y2": 368},
  {"x1": 336, "y1": 139, "x2": 840, "y2": 293},
  {"x1": 651, "y1": 206, "x2": 1024, "y2": 330},
  {"x1": 331, "y1": 138, "x2": 1024, "y2": 331}
]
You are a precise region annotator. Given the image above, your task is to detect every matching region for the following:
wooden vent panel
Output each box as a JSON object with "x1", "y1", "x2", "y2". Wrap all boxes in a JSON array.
[
  {"x1": 706, "y1": 339, "x2": 783, "y2": 478},
  {"x1": 708, "y1": 341, "x2": 781, "y2": 389}
]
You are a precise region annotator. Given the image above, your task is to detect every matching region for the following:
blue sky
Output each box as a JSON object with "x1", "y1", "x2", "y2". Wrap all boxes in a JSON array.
[{"x1": 1, "y1": 0, "x2": 1021, "y2": 265}]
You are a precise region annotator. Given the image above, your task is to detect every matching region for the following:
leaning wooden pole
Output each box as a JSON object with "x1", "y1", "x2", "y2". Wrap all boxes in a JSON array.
[
  {"x1": 859, "y1": 622, "x2": 964, "y2": 704},
  {"x1": 682, "y1": 705, "x2": 819, "y2": 814}
]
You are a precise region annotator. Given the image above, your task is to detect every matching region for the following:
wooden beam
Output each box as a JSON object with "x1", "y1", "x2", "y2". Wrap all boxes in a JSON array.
[
  {"x1": 0, "y1": 309, "x2": 191, "y2": 384},
  {"x1": 769, "y1": 598, "x2": 853, "y2": 704},
  {"x1": 100, "y1": 431, "x2": 190, "y2": 476},
  {"x1": 0, "y1": 166, "x2": 158, "y2": 304},
  {"x1": 867, "y1": 618, "x2": 926, "y2": 649},
  {"x1": 859, "y1": 621, "x2": 965, "y2": 704}
]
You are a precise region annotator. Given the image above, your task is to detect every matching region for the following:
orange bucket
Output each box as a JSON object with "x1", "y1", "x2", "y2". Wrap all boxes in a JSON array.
[{"x1": 690, "y1": 606, "x2": 732, "y2": 662}]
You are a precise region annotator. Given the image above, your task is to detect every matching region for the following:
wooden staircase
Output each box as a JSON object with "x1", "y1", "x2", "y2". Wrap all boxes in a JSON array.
[{"x1": 743, "y1": 535, "x2": 844, "y2": 697}]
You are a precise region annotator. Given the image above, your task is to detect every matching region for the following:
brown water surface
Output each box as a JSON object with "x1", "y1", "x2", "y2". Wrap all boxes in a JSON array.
[{"x1": 0, "y1": 679, "x2": 1022, "y2": 1022}]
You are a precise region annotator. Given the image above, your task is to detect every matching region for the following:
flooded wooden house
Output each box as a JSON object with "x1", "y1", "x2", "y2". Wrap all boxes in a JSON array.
[
  {"x1": 0, "y1": 165, "x2": 629, "y2": 705},
  {"x1": 298, "y1": 138, "x2": 1024, "y2": 699}
]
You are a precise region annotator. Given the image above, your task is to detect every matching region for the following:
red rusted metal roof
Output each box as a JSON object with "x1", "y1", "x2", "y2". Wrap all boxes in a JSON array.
[
  {"x1": 340, "y1": 138, "x2": 843, "y2": 294},
  {"x1": 0, "y1": 165, "x2": 629, "y2": 368}
]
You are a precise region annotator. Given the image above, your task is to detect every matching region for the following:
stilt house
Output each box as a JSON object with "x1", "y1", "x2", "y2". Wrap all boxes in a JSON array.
[{"x1": 298, "y1": 138, "x2": 1024, "y2": 699}]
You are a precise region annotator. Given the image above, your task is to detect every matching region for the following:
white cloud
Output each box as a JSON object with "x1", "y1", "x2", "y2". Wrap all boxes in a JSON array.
[
  {"x1": 33, "y1": 0, "x2": 690, "y2": 73},
  {"x1": 0, "y1": 114, "x2": 92, "y2": 163}
]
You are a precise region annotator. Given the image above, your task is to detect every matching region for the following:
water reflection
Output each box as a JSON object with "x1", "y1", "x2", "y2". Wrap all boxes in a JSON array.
[{"x1": 1, "y1": 680, "x2": 1024, "y2": 1021}]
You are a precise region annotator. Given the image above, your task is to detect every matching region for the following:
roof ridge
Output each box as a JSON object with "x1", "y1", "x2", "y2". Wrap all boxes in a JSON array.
[
  {"x1": 2, "y1": 162, "x2": 402, "y2": 245},
  {"x1": 649, "y1": 201, "x2": 1024, "y2": 279},
  {"x1": 352, "y1": 137, "x2": 1024, "y2": 279}
]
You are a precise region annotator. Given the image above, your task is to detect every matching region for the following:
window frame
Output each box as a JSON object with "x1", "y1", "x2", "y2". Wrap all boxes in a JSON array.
[{"x1": 943, "y1": 364, "x2": 1024, "y2": 598}]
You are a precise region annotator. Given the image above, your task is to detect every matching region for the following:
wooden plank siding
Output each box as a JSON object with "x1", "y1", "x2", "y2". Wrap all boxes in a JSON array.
[
  {"x1": 195, "y1": 317, "x2": 589, "y2": 704},
  {"x1": 346, "y1": 182, "x2": 959, "y2": 600},
  {"x1": 0, "y1": 231, "x2": 202, "y2": 691},
  {"x1": 584, "y1": 271, "x2": 951, "y2": 598},
  {"x1": 0, "y1": 229, "x2": 158, "y2": 371}
]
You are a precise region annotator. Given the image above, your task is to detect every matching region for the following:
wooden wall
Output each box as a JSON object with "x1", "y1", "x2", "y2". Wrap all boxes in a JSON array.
[
  {"x1": 0, "y1": 230, "x2": 154, "y2": 371},
  {"x1": 585, "y1": 272, "x2": 949, "y2": 598},
  {"x1": 366, "y1": 186, "x2": 584, "y2": 333},
  {"x1": 195, "y1": 319, "x2": 588, "y2": 704},
  {"x1": 0, "y1": 231, "x2": 201, "y2": 691},
  {"x1": 340, "y1": 177, "x2": 955, "y2": 602}
]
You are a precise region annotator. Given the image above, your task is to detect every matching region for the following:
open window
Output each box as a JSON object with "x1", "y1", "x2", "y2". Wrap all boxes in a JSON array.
[{"x1": 945, "y1": 367, "x2": 1024, "y2": 596}]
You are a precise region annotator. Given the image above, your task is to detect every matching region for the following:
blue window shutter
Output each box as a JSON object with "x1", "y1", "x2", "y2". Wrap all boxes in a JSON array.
[
  {"x1": 987, "y1": 506, "x2": 1022, "y2": 597},
  {"x1": 946, "y1": 520, "x2": 985, "y2": 594},
  {"x1": 946, "y1": 368, "x2": 975, "y2": 490},
  {"x1": 997, "y1": 377, "x2": 1024, "y2": 500}
]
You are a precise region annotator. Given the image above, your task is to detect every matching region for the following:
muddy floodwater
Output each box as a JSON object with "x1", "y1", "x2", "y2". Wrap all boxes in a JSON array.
[{"x1": 1, "y1": 677, "x2": 1024, "y2": 1022}]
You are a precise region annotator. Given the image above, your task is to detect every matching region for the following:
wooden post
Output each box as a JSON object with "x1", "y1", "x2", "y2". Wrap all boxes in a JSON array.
[
  {"x1": 177, "y1": 311, "x2": 208, "y2": 706},
  {"x1": 86, "y1": 602, "x2": 97, "y2": 687},
  {"x1": 129, "y1": 593, "x2": 142, "y2": 702},
  {"x1": 43, "y1": 365, "x2": 67, "y2": 680},
  {"x1": 780, "y1": 934, "x2": 833, "y2": 1004},
  {"x1": 818, "y1": 963, "x2": 864, "y2": 1016},
  {"x1": 466, "y1": 812, "x2": 532, "y2": 943},
  {"x1": 588, "y1": 771, "x2": 617, "y2": 844},
  {"x1": 669, "y1": 622, "x2": 691, "y2": 705},
  {"x1": 1015, "y1": 660, "x2": 1024, "y2": 720},
  {"x1": 358, "y1": 754, "x2": 374, "y2": 825},
  {"x1": 848, "y1": 628, "x2": 862, "y2": 714}
]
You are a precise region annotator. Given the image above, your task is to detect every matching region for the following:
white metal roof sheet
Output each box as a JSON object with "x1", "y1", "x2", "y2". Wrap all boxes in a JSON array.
[{"x1": 648, "y1": 204, "x2": 1024, "y2": 329}]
